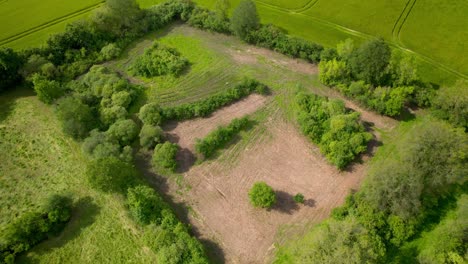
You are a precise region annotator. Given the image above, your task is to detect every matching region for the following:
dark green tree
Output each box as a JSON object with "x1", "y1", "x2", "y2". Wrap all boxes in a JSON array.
[
  {"x1": 106, "y1": 119, "x2": 139, "y2": 146},
  {"x1": 31, "y1": 74, "x2": 64, "y2": 104},
  {"x1": 432, "y1": 80, "x2": 468, "y2": 130},
  {"x1": 139, "y1": 124, "x2": 164, "y2": 149},
  {"x1": 348, "y1": 38, "x2": 391, "y2": 85},
  {"x1": 86, "y1": 157, "x2": 137, "y2": 193},
  {"x1": 152, "y1": 142, "x2": 179, "y2": 172},
  {"x1": 56, "y1": 96, "x2": 97, "y2": 139},
  {"x1": 231, "y1": 0, "x2": 259, "y2": 40},
  {"x1": 0, "y1": 48, "x2": 23, "y2": 92}
]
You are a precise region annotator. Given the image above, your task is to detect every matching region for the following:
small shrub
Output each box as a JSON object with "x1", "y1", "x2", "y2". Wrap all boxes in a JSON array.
[
  {"x1": 293, "y1": 193, "x2": 305, "y2": 204},
  {"x1": 195, "y1": 117, "x2": 249, "y2": 160},
  {"x1": 231, "y1": 0, "x2": 259, "y2": 40},
  {"x1": 139, "y1": 124, "x2": 164, "y2": 149},
  {"x1": 31, "y1": 74, "x2": 64, "y2": 104},
  {"x1": 100, "y1": 43, "x2": 122, "y2": 60},
  {"x1": 249, "y1": 182, "x2": 276, "y2": 208},
  {"x1": 127, "y1": 185, "x2": 164, "y2": 225},
  {"x1": 152, "y1": 142, "x2": 178, "y2": 172}
]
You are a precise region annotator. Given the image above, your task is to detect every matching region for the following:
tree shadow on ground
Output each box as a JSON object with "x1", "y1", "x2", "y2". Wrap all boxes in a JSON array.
[
  {"x1": 272, "y1": 191, "x2": 316, "y2": 214},
  {"x1": 18, "y1": 197, "x2": 100, "y2": 263}
]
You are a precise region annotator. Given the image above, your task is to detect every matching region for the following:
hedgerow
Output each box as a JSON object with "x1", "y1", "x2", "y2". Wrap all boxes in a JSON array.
[
  {"x1": 131, "y1": 42, "x2": 189, "y2": 77},
  {"x1": 0, "y1": 195, "x2": 73, "y2": 263},
  {"x1": 161, "y1": 78, "x2": 268, "y2": 121},
  {"x1": 195, "y1": 117, "x2": 250, "y2": 160},
  {"x1": 296, "y1": 92, "x2": 372, "y2": 169}
]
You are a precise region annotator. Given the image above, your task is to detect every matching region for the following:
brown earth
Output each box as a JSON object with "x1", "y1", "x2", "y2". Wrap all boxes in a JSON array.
[{"x1": 155, "y1": 101, "x2": 375, "y2": 263}]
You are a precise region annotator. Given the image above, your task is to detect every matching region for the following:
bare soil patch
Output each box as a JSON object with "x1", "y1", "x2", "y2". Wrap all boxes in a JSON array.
[
  {"x1": 163, "y1": 94, "x2": 268, "y2": 171},
  {"x1": 160, "y1": 112, "x2": 369, "y2": 263}
]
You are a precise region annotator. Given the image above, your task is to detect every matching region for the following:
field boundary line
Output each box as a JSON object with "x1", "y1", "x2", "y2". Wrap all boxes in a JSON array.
[
  {"x1": 255, "y1": 0, "x2": 319, "y2": 13},
  {"x1": 0, "y1": 2, "x2": 104, "y2": 46},
  {"x1": 256, "y1": 2, "x2": 467, "y2": 80}
]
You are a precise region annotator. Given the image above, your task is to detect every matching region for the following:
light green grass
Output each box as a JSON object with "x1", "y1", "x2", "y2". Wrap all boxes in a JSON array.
[
  {"x1": 400, "y1": 0, "x2": 468, "y2": 76},
  {"x1": 0, "y1": 88, "x2": 157, "y2": 263},
  {"x1": 0, "y1": 0, "x2": 102, "y2": 44}
]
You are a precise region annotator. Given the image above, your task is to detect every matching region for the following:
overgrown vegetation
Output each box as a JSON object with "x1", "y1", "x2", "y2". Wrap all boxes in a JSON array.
[
  {"x1": 0, "y1": 195, "x2": 73, "y2": 263},
  {"x1": 195, "y1": 116, "x2": 250, "y2": 160},
  {"x1": 249, "y1": 182, "x2": 276, "y2": 209},
  {"x1": 131, "y1": 42, "x2": 189, "y2": 77},
  {"x1": 296, "y1": 92, "x2": 372, "y2": 169},
  {"x1": 276, "y1": 119, "x2": 468, "y2": 263}
]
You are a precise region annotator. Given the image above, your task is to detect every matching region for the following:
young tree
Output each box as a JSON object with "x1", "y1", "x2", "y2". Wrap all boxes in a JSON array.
[
  {"x1": 106, "y1": 119, "x2": 139, "y2": 146},
  {"x1": 231, "y1": 0, "x2": 259, "y2": 40},
  {"x1": 152, "y1": 142, "x2": 179, "y2": 172},
  {"x1": 139, "y1": 102, "x2": 163, "y2": 126},
  {"x1": 31, "y1": 74, "x2": 64, "y2": 104},
  {"x1": 248, "y1": 182, "x2": 276, "y2": 208},
  {"x1": 214, "y1": 0, "x2": 230, "y2": 20},
  {"x1": 139, "y1": 124, "x2": 164, "y2": 149},
  {"x1": 127, "y1": 185, "x2": 164, "y2": 224},
  {"x1": 293, "y1": 193, "x2": 305, "y2": 204}
]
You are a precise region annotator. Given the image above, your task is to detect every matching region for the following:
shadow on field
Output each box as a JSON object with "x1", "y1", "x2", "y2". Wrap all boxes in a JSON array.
[
  {"x1": 134, "y1": 151, "x2": 226, "y2": 264},
  {"x1": 19, "y1": 197, "x2": 100, "y2": 263},
  {"x1": 272, "y1": 191, "x2": 316, "y2": 214},
  {"x1": 0, "y1": 86, "x2": 34, "y2": 123}
]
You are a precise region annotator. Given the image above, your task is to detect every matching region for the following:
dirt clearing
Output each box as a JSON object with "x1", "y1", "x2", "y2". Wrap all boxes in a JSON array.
[{"x1": 160, "y1": 109, "x2": 370, "y2": 263}]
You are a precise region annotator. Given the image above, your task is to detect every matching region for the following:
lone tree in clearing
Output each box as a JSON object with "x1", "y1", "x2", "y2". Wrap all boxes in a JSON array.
[
  {"x1": 231, "y1": 0, "x2": 259, "y2": 40},
  {"x1": 249, "y1": 182, "x2": 276, "y2": 208}
]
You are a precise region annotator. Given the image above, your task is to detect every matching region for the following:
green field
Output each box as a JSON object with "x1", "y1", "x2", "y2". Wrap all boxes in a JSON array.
[
  {"x1": 2, "y1": 0, "x2": 466, "y2": 84},
  {"x1": 0, "y1": 88, "x2": 157, "y2": 263}
]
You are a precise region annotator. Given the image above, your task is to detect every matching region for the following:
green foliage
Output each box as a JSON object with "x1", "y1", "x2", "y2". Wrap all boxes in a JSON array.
[
  {"x1": 106, "y1": 119, "x2": 139, "y2": 146},
  {"x1": 231, "y1": 0, "x2": 259, "y2": 40},
  {"x1": 296, "y1": 93, "x2": 371, "y2": 169},
  {"x1": 293, "y1": 193, "x2": 305, "y2": 204},
  {"x1": 248, "y1": 182, "x2": 276, "y2": 208},
  {"x1": 319, "y1": 59, "x2": 350, "y2": 86},
  {"x1": 195, "y1": 117, "x2": 249, "y2": 160},
  {"x1": 432, "y1": 80, "x2": 468, "y2": 131},
  {"x1": 127, "y1": 185, "x2": 165, "y2": 225},
  {"x1": 364, "y1": 120, "x2": 467, "y2": 220},
  {"x1": 152, "y1": 142, "x2": 178, "y2": 172},
  {"x1": 82, "y1": 128, "x2": 134, "y2": 162},
  {"x1": 100, "y1": 43, "x2": 122, "y2": 60},
  {"x1": 0, "y1": 195, "x2": 73, "y2": 263},
  {"x1": 56, "y1": 96, "x2": 97, "y2": 139},
  {"x1": 246, "y1": 24, "x2": 324, "y2": 63},
  {"x1": 417, "y1": 195, "x2": 468, "y2": 264},
  {"x1": 31, "y1": 74, "x2": 64, "y2": 104},
  {"x1": 188, "y1": 6, "x2": 231, "y2": 34},
  {"x1": 348, "y1": 38, "x2": 391, "y2": 86},
  {"x1": 162, "y1": 78, "x2": 267, "y2": 121},
  {"x1": 0, "y1": 48, "x2": 23, "y2": 92},
  {"x1": 86, "y1": 157, "x2": 137, "y2": 193},
  {"x1": 139, "y1": 124, "x2": 164, "y2": 149},
  {"x1": 274, "y1": 218, "x2": 386, "y2": 264},
  {"x1": 131, "y1": 42, "x2": 189, "y2": 77},
  {"x1": 138, "y1": 103, "x2": 163, "y2": 126}
]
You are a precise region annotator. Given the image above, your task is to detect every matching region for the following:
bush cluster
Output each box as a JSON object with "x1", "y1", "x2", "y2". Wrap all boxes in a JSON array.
[
  {"x1": 318, "y1": 39, "x2": 435, "y2": 117},
  {"x1": 246, "y1": 24, "x2": 324, "y2": 63},
  {"x1": 86, "y1": 157, "x2": 138, "y2": 193},
  {"x1": 296, "y1": 93, "x2": 372, "y2": 169},
  {"x1": 162, "y1": 78, "x2": 268, "y2": 121},
  {"x1": 131, "y1": 42, "x2": 189, "y2": 77},
  {"x1": 0, "y1": 195, "x2": 73, "y2": 263},
  {"x1": 127, "y1": 185, "x2": 208, "y2": 263},
  {"x1": 195, "y1": 117, "x2": 249, "y2": 160},
  {"x1": 188, "y1": 7, "x2": 231, "y2": 34}
]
